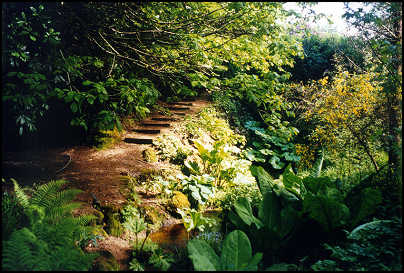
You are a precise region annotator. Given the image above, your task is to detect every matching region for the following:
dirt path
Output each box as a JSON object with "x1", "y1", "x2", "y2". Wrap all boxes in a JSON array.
[{"x1": 2, "y1": 97, "x2": 211, "y2": 270}]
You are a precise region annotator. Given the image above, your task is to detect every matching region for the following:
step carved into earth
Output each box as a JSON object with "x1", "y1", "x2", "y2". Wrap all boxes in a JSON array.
[
  {"x1": 151, "y1": 117, "x2": 178, "y2": 122},
  {"x1": 173, "y1": 112, "x2": 186, "y2": 116},
  {"x1": 133, "y1": 129, "x2": 161, "y2": 134},
  {"x1": 124, "y1": 138, "x2": 153, "y2": 144},
  {"x1": 182, "y1": 97, "x2": 196, "y2": 101},
  {"x1": 167, "y1": 106, "x2": 190, "y2": 111},
  {"x1": 141, "y1": 123, "x2": 170, "y2": 127},
  {"x1": 167, "y1": 102, "x2": 193, "y2": 106}
]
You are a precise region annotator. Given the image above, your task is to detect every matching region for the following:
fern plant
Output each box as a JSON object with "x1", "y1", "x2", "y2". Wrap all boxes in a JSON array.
[{"x1": 2, "y1": 179, "x2": 98, "y2": 271}]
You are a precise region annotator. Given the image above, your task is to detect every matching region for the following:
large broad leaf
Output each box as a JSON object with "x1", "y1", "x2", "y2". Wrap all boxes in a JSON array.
[
  {"x1": 246, "y1": 149, "x2": 266, "y2": 162},
  {"x1": 348, "y1": 219, "x2": 394, "y2": 240},
  {"x1": 250, "y1": 165, "x2": 274, "y2": 195},
  {"x1": 349, "y1": 187, "x2": 382, "y2": 227},
  {"x1": 282, "y1": 164, "x2": 303, "y2": 198},
  {"x1": 278, "y1": 205, "x2": 299, "y2": 239},
  {"x1": 228, "y1": 210, "x2": 249, "y2": 230},
  {"x1": 187, "y1": 239, "x2": 220, "y2": 271},
  {"x1": 258, "y1": 191, "x2": 282, "y2": 235},
  {"x1": 220, "y1": 230, "x2": 255, "y2": 271},
  {"x1": 266, "y1": 263, "x2": 298, "y2": 271},
  {"x1": 302, "y1": 176, "x2": 333, "y2": 194},
  {"x1": 303, "y1": 193, "x2": 350, "y2": 232},
  {"x1": 234, "y1": 197, "x2": 263, "y2": 229},
  {"x1": 244, "y1": 252, "x2": 263, "y2": 271},
  {"x1": 270, "y1": 155, "x2": 285, "y2": 169}
]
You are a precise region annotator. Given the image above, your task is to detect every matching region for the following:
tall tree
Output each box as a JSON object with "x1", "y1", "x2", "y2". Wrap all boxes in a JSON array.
[{"x1": 343, "y1": 2, "x2": 402, "y2": 179}]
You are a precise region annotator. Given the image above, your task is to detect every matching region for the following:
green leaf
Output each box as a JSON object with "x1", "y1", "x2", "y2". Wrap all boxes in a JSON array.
[
  {"x1": 282, "y1": 152, "x2": 300, "y2": 162},
  {"x1": 266, "y1": 263, "x2": 298, "y2": 271},
  {"x1": 70, "y1": 102, "x2": 78, "y2": 113},
  {"x1": 349, "y1": 187, "x2": 382, "y2": 227},
  {"x1": 259, "y1": 191, "x2": 282, "y2": 234},
  {"x1": 250, "y1": 165, "x2": 274, "y2": 195},
  {"x1": 234, "y1": 197, "x2": 263, "y2": 229},
  {"x1": 302, "y1": 176, "x2": 332, "y2": 194},
  {"x1": 244, "y1": 252, "x2": 263, "y2": 271},
  {"x1": 270, "y1": 155, "x2": 285, "y2": 169},
  {"x1": 282, "y1": 164, "x2": 302, "y2": 198},
  {"x1": 30, "y1": 35, "x2": 37, "y2": 41},
  {"x1": 245, "y1": 149, "x2": 266, "y2": 162},
  {"x1": 82, "y1": 80, "x2": 92, "y2": 86},
  {"x1": 303, "y1": 193, "x2": 350, "y2": 232},
  {"x1": 220, "y1": 230, "x2": 253, "y2": 271},
  {"x1": 187, "y1": 239, "x2": 220, "y2": 271}
]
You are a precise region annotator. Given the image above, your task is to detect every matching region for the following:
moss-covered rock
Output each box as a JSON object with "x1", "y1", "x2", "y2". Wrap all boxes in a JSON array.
[
  {"x1": 105, "y1": 212, "x2": 124, "y2": 237},
  {"x1": 91, "y1": 209, "x2": 104, "y2": 226},
  {"x1": 92, "y1": 250, "x2": 120, "y2": 271},
  {"x1": 143, "y1": 147, "x2": 158, "y2": 163},
  {"x1": 91, "y1": 225, "x2": 109, "y2": 238},
  {"x1": 102, "y1": 205, "x2": 124, "y2": 237},
  {"x1": 168, "y1": 191, "x2": 190, "y2": 214},
  {"x1": 140, "y1": 205, "x2": 166, "y2": 230}
]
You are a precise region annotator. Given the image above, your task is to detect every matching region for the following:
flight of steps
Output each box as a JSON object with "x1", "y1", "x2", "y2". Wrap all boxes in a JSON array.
[{"x1": 124, "y1": 99, "x2": 196, "y2": 145}]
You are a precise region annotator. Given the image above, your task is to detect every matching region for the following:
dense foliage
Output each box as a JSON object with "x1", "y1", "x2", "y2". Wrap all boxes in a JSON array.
[
  {"x1": 2, "y1": 179, "x2": 98, "y2": 270},
  {"x1": 2, "y1": 2, "x2": 302, "y2": 150}
]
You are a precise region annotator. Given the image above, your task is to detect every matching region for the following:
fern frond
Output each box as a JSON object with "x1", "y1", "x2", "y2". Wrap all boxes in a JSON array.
[
  {"x1": 73, "y1": 214, "x2": 98, "y2": 226},
  {"x1": 11, "y1": 178, "x2": 29, "y2": 209},
  {"x1": 2, "y1": 228, "x2": 50, "y2": 271},
  {"x1": 30, "y1": 179, "x2": 68, "y2": 208},
  {"x1": 51, "y1": 189, "x2": 83, "y2": 207},
  {"x1": 46, "y1": 202, "x2": 83, "y2": 222}
]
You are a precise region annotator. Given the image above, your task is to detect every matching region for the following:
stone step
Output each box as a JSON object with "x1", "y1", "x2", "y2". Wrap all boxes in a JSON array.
[
  {"x1": 124, "y1": 138, "x2": 153, "y2": 144},
  {"x1": 167, "y1": 106, "x2": 190, "y2": 111},
  {"x1": 141, "y1": 123, "x2": 170, "y2": 127},
  {"x1": 151, "y1": 117, "x2": 178, "y2": 122},
  {"x1": 133, "y1": 129, "x2": 161, "y2": 134},
  {"x1": 182, "y1": 97, "x2": 196, "y2": 101},
  {"x1": 167, "y1": 102, "x2": 193, "y2": 106}
]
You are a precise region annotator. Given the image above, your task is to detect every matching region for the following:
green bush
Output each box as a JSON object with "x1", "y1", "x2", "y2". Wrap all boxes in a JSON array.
[
  {"x1": 2, "y1": 179, "x2": 98, "y2": 270},
  {"x1": 2, "y1": 191, "x2": 25, "y2": 240},
  {"x1": 312, "y1": 218, "x2": 402, "y2": 271},
  {"x1": 187, "y1": 230, "x2": 262, "y2": 271}
]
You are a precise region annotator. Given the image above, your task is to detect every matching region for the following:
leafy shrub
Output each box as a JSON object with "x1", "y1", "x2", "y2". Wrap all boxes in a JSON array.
[
  {"x1": 177, "y1": 208, "x2": 217, "y2": 233},
  {"x1": 209, "y1": 182, "x2": 262, "y2": 212},
  {"x1": 95, "y1": 126, "x2": 123, "y2": 150},
  {"x1": 2, "y1": 190, "x2": 25, "y2": 240},
  {"x1": 212, "y1": 88, "x2": 255, "y2": 129},
  {"x1": 3, "y1": 3, "x2": 61, "y2": 136},
  {"x1": 312, "y1": 218, "x2": 402, "y2": 271},
  {"x1": 177, "y1": 174, "x2": 215, "y2": 209},
  {"x1": 2, "y1": 179, "x2": 98, "y2": 270},
  {"x1": 129, "y1": 236, "x2": 174, "y2": 271},
  {"x1": 182, "y1": 107, "x2": 246, "y2": 146},
  {"x1": 187, "y1": 230, "x2": 262, "y2": 271},
  {"x1": 193, "y1": 139, "x2": 241, "y2": 186},
  {"x1": 153, "y1": 133, "x2": 191, "y2": 162},
  {"x1": 243, "y1": 120, "x2": 300, "y2": 173},
  {"x1": 227, "y1": 163, "x2": 386, "y2": 262}
]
